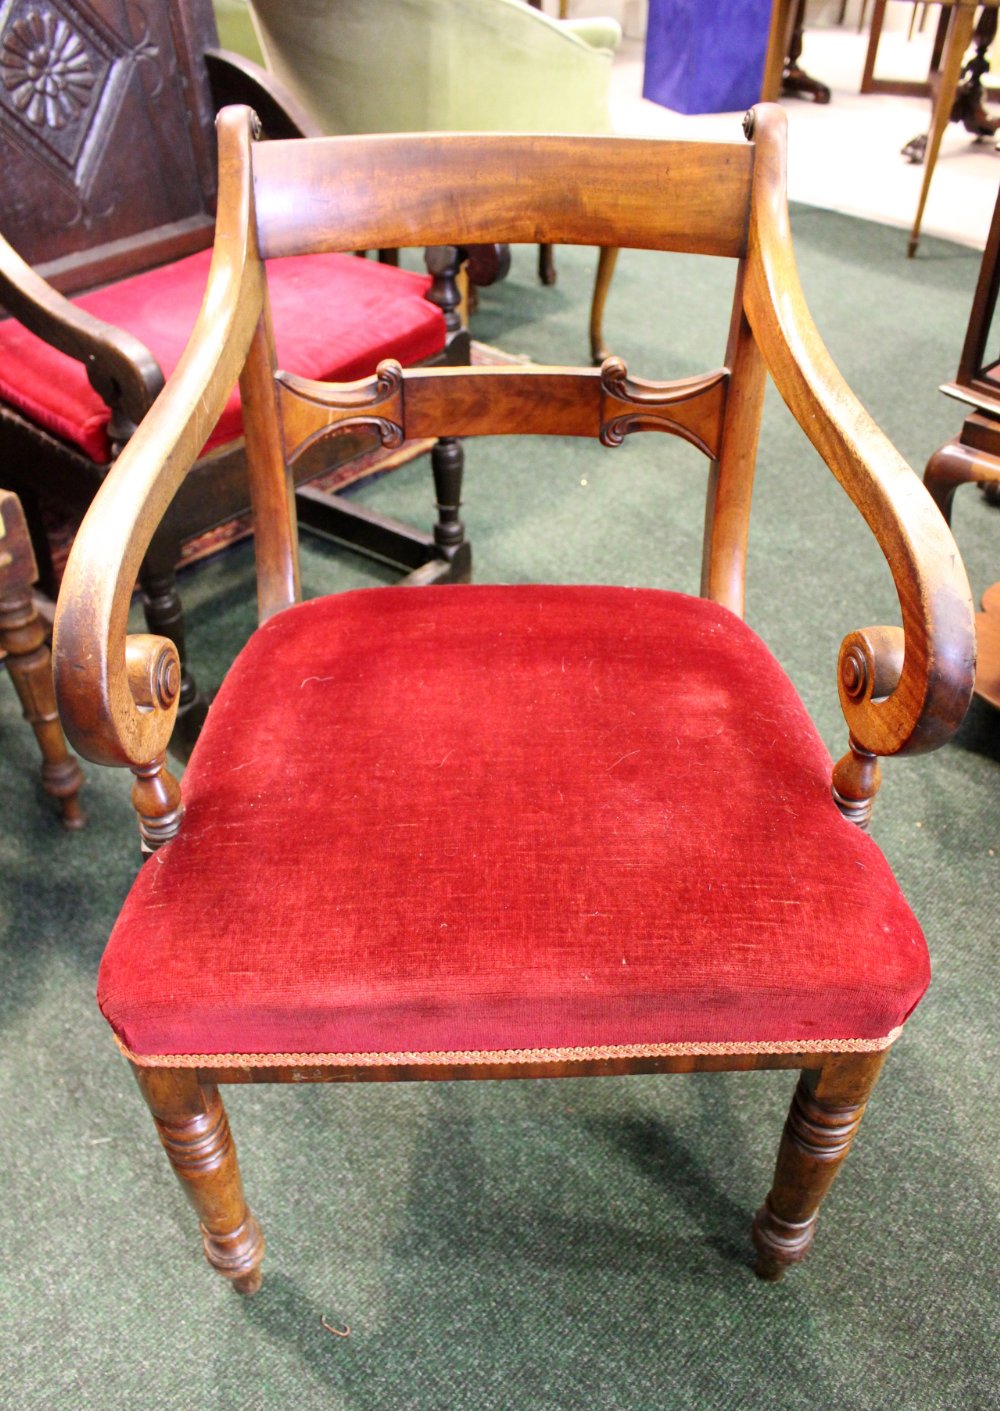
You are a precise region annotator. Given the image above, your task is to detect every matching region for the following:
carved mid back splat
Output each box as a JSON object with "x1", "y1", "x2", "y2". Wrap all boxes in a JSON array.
[{"x1": 0, "y1": 0, "x2": 218, "y2": 291}]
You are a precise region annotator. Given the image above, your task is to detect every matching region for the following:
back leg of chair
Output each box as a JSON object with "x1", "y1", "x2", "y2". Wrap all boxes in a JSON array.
[
  {"x1": 132, "y1": 1066, "x2": 265, "y2": 1294},
  {"x1": 752, "y1": 1050, "x2": 887, "y2": 1280},
  {"x1": 590, "y1": 246, "x2": 620, "y2": 365},
  {"x1": 430, "y1": 436, "x2": 471, "y2": 582}
]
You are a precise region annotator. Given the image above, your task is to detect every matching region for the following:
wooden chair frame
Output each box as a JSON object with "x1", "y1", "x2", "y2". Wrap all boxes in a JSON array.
[{"x1": 53, "y1": 104, "x2": 975, "y2": 1292}]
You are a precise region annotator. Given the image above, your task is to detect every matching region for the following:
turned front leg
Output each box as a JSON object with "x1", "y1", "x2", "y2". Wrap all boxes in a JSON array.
[
  {"x1": 753, "y1": 1051, "x2": 887, "y2": 1280},
  {"x1": 133, "y1": 1066, "x2": 265, "y2": 1294}
]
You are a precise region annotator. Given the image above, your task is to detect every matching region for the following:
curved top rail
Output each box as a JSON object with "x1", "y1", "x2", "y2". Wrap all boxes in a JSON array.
[{"x1": 252, "y1": 131, "x2": 754, "y2": 261}]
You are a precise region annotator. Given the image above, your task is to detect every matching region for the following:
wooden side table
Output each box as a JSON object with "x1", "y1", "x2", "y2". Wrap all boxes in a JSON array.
[
  {"x1": 924, "y1": 182, "x2": 1000, "y2": 709},
  {"x1": 762, "y1": 2, "x2": 999, "y2": 256}
]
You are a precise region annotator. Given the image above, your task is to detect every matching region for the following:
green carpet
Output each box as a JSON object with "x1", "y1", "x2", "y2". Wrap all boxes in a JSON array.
[{"x1": 1, "y1": 210, "x2": 997, "y2": 1411}]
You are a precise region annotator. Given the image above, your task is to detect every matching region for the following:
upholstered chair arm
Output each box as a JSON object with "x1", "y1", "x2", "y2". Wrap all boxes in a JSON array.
[
  {"x1": 0, "y1": 232, "x2": 163, "y2": 433},
  {"x1": 561, "y1": 18, "x2": 623, "y2": 51},
  {"x1": 743, "y1": 105, "x2": 975, "y2": 759},
  {"x1": 54, "y1": 110, "x2": 265, "y2": 770}
]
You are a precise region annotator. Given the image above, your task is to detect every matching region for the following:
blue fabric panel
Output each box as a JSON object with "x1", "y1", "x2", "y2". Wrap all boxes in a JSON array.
[{"x1": 643, "y1": 0, "x2": 772, "y2": 115}]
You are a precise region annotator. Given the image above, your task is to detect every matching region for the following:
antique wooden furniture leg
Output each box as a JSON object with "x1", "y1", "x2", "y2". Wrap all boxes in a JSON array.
[
  {"x1": 761, "y1": 0, "x2": 830, "y2": 104},
  {"x1": 133, "y1": 1066, "x2": 265, "y2": 1294},
  {"x1": 761, "y1": 0, "x2": 794, "y2": 102},
  {"x1": 925, "y1": 425, "x2": 1000, "y2": 522},
  {"x1": 861, "y1": 0, "x2": 950, "y2": 97},
  {"x1": 925, "y1": 431, "x2": 1000, "y2": 707},
  {"x1": 590, "y1": 246, "x2": 620, "y2": 365},
  {"x1": 0, "y1": 491, "x2": 83, "y2": 827},
  {"x1": 922, "y1": 172, "x2": 1000, "y2": 708},
  {"x1": 753, "y1": 1051, "x2": 887, "y2": 1280},
  {"x1": 782, "y1": 0, "x2": 832, "y2": 103},
  {"x1": 907, "y1": 2, "x2": 978, "y2": 257}
]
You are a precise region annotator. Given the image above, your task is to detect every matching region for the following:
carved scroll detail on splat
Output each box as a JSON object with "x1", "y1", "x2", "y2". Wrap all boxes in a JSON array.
[
  {"x1": 276, "y1": 358, "x2": 404, "y2": 464},
  {"x1": 599, "y1": 356, "x2": 728, "y2": 457}
]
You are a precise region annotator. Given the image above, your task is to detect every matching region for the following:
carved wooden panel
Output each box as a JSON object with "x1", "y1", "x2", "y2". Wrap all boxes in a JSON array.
[{"x1": 0, "y1": 0, "x2": 218, "y2": 289}]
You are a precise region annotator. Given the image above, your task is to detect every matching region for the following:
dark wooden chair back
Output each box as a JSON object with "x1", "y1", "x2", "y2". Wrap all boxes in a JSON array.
[
  {"x1": 0, "y1": 12, "x2": 465, "y2": 757},
  {"x1": 0, "y1": 0, "x2": 219, "y2": 293}
]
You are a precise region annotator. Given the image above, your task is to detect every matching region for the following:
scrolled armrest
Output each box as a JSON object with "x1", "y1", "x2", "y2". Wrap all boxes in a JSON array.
[
  {"x1": 53, "y1": 107, "x2": 266, "y2": 769},
  {"x1": 743, "y1": 105, "x2": 976, "y2": 757}
]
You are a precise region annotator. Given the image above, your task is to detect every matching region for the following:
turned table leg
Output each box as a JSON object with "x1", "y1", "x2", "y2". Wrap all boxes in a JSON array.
[
  {"x1": 752, "y1": 1050, "x2": 887, "y2": 1280},
  {"x1": 133, "y1": 1066, "x2": 265, "y2": 1294},
  {"x1": 0, "y1": 491, "x2": 84, "y2": 827},
  {"x1": 907, "y1": 3, "x2": 977, "y2": 258}
]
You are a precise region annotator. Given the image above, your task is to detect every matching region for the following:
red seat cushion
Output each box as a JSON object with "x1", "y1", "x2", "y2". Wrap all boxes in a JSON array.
[
  {"x1": 0, "y1": 249, "x2": 445, "y2": 463},
  {"x1": 98, "y1": 586, "x2": 929, "y2": 1066}
]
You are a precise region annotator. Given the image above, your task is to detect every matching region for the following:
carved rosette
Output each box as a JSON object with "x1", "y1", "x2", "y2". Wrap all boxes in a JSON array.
[{"x1": 1, "y1": 8, "x2": 94, "y2": 129}]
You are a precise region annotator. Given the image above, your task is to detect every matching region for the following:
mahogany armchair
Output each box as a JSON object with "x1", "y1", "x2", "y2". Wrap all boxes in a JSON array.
[
  {"x1": 0, "y1": 0, "x2": 473, "y2": 756},
  {"x1": 54, "y1": 104, "x2": 975, "y2": 1295}
]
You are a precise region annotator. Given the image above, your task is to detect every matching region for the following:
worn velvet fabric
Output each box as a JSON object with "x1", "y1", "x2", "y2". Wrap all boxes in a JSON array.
[
  {"x1": 98, "y1": 586, "x2": 929, "y2": 1061},
  {"x1": 0, "y1": 249, "x2": 444, "y2": 463}
]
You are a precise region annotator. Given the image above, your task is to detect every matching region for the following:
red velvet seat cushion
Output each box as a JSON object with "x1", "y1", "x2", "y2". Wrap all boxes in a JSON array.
[
  {"x1": 98, "y1": 586, "x2": 929, "y2": 1065},
  {"x1": 0, "y1": 249, "x2": 444, "y2": 463}
]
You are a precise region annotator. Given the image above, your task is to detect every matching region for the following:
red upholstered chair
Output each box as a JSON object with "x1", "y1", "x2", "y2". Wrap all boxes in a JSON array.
[
  {"x1": 0, "y1": 0, "x2": 471, "y2": 756},
  {"x1": 54, "y1": 104, "x2": 975, "y2": 1294}
]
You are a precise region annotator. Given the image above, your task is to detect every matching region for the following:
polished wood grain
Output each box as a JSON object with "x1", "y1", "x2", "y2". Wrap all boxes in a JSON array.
[
  {"x1": 252, "y1": 133, "x2": 755, "y2": 261},
  {"x1": 54, "y1": 103, "x2": 976, "y2": 1292}
]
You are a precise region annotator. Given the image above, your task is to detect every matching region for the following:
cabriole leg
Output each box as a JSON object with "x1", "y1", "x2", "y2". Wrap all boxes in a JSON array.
[
  {"x1": 752, "y1": 1050, "x2": 887, "y2": 1280},
  {"x1": 590, "y1": 245, "x2": 619, "y2": 366},
  {"x1": 132, "y1": 1065, "x2": 265, "y2": 1294}
]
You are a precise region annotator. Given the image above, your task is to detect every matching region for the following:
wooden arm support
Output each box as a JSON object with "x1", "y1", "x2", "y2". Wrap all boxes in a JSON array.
[
  {"x1": 743, "y1": 105, "x2": 975, "y2": 759},
  {"x1": 0, "y1": 233, "x2": 163, "y2": 436},
  {"x1": 54, "y1": 109, "x2": 267, "y2": 769}
]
